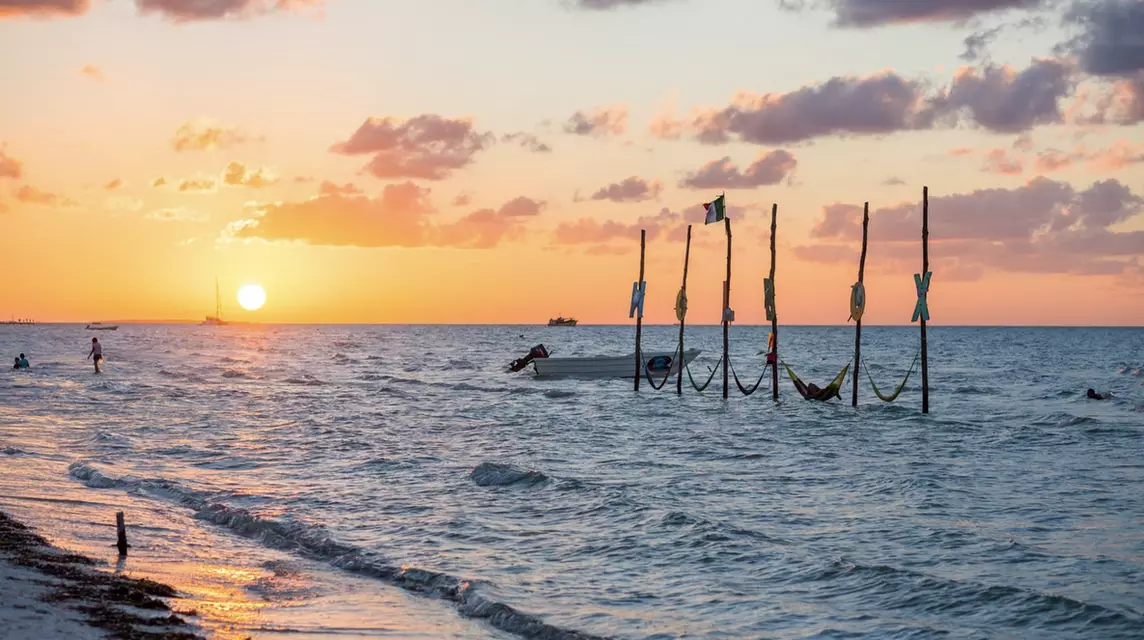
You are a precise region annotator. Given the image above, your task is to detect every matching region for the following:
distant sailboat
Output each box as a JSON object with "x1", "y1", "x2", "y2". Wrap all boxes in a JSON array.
[
  {"x1": 201, "y1": 278, "x2": 228, "y2": 326},
  {"x1": 547, "y1": 316, "x2": 578, "y2": 327}
]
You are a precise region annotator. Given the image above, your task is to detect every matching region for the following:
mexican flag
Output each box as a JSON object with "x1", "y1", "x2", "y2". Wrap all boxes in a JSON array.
[{"x1": 703, "y1": 194, "x2": 725, "y2": 225}]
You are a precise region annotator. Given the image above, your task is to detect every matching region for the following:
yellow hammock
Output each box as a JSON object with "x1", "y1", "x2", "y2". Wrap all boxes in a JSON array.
[
  {"x1": 782, "y1": 362, "x2": 851, "y2": 402},
  {"x1": 861, "y1": 351, "x2": 921, "y2": 402}
]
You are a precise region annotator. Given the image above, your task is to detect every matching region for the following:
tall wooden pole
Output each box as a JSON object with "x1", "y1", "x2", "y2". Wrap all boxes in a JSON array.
[
  {"x1": 723, "y1": 216, "x2": 732, "y2": 399},
  {"x1": 852, "y1": 203, "x2": 869, "y2": 407},
  {"x1": 921, "y1": 188, "x2": 930, "y2": 414},
  {"x1": 634, "y1": 229, "x2": 646, "y2": 391},
  {"x1": 676, "y1": 225, "x2": 692, "y2": 395},
  {"x1": 769, "y1": 204, "x2": 779, "y2": 401}
]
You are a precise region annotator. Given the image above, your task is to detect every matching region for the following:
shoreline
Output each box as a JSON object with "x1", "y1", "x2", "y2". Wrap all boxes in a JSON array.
[{"x1": 0, "y1": 510, "x2": 206, "y2": 640}]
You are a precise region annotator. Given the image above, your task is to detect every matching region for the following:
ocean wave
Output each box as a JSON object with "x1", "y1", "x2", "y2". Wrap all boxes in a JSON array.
[
  {"x1": 284, "y1": 376, "x2": 326, "y2": 386},
  {"x1": 66, "y1": 461, "x2": 607, "y2": 640},
  {"x1": 470, "y1": 462, "x2": 550, "y2": 487}
]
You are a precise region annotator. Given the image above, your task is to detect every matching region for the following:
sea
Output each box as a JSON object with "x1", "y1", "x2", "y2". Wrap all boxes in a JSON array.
[{"x1": 1, "y1": 323, "x2": 1143, "y2": 640}]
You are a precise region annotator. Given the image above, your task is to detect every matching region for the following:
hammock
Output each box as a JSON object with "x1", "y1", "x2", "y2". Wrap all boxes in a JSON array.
[
  {"x1": 685, "y1": 357, "x2": 723, "y2": 392},
  {"x1": 861, "y1": 350, "x2": 920, "y2": 402},
  {"x1": 643, "y1": 345, "x2": 681, "y2": 391},
  {"x1": 727, "y1": 354, "x2": 771, "y2": 396},
  {"x1": 782, "y1": 361, "x2": 851, "y2": 402}
]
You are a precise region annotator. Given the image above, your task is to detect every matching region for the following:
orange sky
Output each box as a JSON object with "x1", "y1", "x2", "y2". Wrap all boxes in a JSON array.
[{"x1": 1, "y1": 0, "x2": 1142, "y2": 325}]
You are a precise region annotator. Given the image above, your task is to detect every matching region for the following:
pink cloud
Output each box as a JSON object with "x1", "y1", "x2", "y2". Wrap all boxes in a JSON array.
[
  {"x1": 234, "y1": 185, "x2": 538, "y2": 249},
  {"x1": 13, "y1": 185, "x2": 77, "y2": 208},
  {"x1": 981, "y1": 148, "x2": 1024, "y2": 175},
  {"x1": 0, "y1": 0, "x2": 89, "y2": 19},
  {"x1": 330, "y1": 114, "x2": 494, "y2": 181},
  {"x1": 584, "y1": 176, "x2": 662, "y2": 203},
  {"x1": 318, "y1": 181, "x2": 362, "y2": 196},
  {"x1": 796, "y1": 177, "x2": 1144, "y2": 280},
  {"x1": 563, "y1": 104, "x2": 628, "y2": 137},
  {"x1": 680, "y1": 151, "x2": 798, "y2": 189},
  {"x1": 0, "y1": 145, "x2": 23, "y2": 179},
  {"x1": 134, "y1": 0, "x2": 322, "y2": 22},
  {"x1": 79, "y1": 63, "x2": 105, "y2": 82},
  {"x1": 104, "y1": 178, "x2": 122, "y2": 190}
]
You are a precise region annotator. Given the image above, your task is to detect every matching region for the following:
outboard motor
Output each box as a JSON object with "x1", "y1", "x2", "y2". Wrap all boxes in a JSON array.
[{"x1": 509, "y1": 344, "x2": 549, "y2": 372}]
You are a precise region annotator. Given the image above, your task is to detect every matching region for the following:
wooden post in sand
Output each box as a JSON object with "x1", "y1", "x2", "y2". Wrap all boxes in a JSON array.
[
  {"x1": 852, "y1": 203, "x2": 869, "y2": 408},
  {"x1": 921, "y1": 188, "x2": 930, "y2": 414},
  {"x1": 768, "y1": 204, "x2": 779, "y2": 401},
  {"x1": 115, "y1": 511, "x2": 128, "y2": 556},
  {"x1": 676, "y1": 225, "x2": 692, "y2": 395},
  {"x1": 633, "y1": 229, "x2": 646, "y2": 391},
  {"x1": 722, "y1": 217, "x2": 732, "y2": 399}
]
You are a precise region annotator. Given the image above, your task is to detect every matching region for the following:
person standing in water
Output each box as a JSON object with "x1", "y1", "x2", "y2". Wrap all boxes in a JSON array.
[{"x1": 87, "y1": 337, "x2": 103, "y2": 373}]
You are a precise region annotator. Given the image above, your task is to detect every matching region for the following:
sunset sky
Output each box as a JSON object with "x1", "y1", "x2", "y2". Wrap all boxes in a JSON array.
[{"x1": 1, "y1": 0, "x2": 1142, "y2": 325}]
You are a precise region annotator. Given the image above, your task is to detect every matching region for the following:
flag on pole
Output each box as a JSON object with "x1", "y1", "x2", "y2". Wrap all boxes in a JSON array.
[{"x1": 703, "y1": 194, "x2": 726, "y2": 225}]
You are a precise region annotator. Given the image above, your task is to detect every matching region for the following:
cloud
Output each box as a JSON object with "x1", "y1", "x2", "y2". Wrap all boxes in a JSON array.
[
  {"x1": 686, "y1": 73, "x2": 939, "y2": 145},
  {"x1": 1062, "y1": 0, "x2": 1144, "y2": 77},
  {"x1": 330, "y1": 114, "x2": 494, "y2": 180},
  {"x1": 293, "y1": 175, "x2": 314, "y2": 183},
  {"x1": 668, "y1": 59, "x2": 1078, "y2": 146},
  {"x1": 502, "y1": 132, "x2": 552, "y2": 153},
  {"x1": 0, "y1": 0, "x2": 89, "y2": 19},
  {"x1": 553, "y1": 207, "x2": 684, "y2": 249},
  {"x1": 679, "y1": 150, "x2": 798, "y2": 189},
  {"x1": 935, "y1": 59, "x2": 1075, "y2": 133},
  {"x1": 882, "y1": 176, "x2": 907, "y2": 186},
  {"x1": 134, "y1": 0, "x2": 322, "y2": 22},
  {"x1": 1033, "y1": 140, "x2": 1144, "y2": 172},
  {"x1": 171, "y1": 119, "x2": 249, "y2": 152},
  {"x1": 223, "y1": 161, "x2": 277, "y2": 188},
  {"x1": 496, "y1": 196, "x2": 545, "y2": 217},
  {"x1": 104, "y1": 179, "x2": 122, "y2": 191},
  {"x1": 232, "y1": 184, "x2": 538, "y2": 249},
  {"x1": 585, "y1": 176, "x2": 663, "y2": 203},
  {"x1": 145, "y1": 207, "x2": 206, "y2": 222},
  {"x1": 569, "y1": 0, "x2": 667, "y2": 9},
  {"x1": 981, "y1": 148, "x2": 1025, "y2": 175},
  {"x1": 178, "y1": 178, "x2": 217, "y2": 192},
  {"x1": 806, "y1": 0, "x2": 1050, "y2": 28},
  {"x1": 452, "y1": 193, "x2": 473, "y2": 207},
  {"x1": 152, "y1": 177, "x2": 168, "y2": 187},
  {"x1": 564, "y1": 104, "x2": 628, "y2": 137},
  {"x1": 13, "y1": 185, "x2": 77, "y2": 208},
  {"x1": 0, "y1": 145, "x2": 23, "y2": 179},
  {"x1": 0, "y1": 201, "x2": 8, "y2": 214},
  {"x1": 795, "y1": 177, "x2": 1144, "y2": 280},
  {"x1": 318, "y1": 181, "x2": 362, "y2": 196},
  {"x1": 78, "y1": 63, "x2": 105, "y2": 82}
]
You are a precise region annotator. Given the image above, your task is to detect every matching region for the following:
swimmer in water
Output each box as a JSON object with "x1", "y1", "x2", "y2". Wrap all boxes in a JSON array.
[
  {"x1": 87, "y1": 337, "x2": 103, "y2": 373},
  {"x1": 1086, "y1": 388, "x2": 1108, "y2": 400}
]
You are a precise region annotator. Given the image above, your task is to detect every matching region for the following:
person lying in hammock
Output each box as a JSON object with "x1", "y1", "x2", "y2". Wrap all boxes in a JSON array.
[{"x1": 803, "y1": 381, "x2": 841, "y2": 402}]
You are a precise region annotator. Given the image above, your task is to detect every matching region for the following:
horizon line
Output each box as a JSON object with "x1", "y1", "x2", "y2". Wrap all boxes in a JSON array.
[{"x1": 3, "y1": 320, "x2": 1143, "y2": 329}]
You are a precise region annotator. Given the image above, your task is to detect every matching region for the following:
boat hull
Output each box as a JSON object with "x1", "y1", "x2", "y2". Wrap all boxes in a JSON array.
[{"x1": 532, "y1": 349, "x2": 701, "y2": 379}]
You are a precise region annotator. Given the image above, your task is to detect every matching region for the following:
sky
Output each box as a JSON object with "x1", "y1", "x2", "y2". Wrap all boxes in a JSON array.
[{"x1": 1, "y1": 0, "x2": 1143, "y2": 326}]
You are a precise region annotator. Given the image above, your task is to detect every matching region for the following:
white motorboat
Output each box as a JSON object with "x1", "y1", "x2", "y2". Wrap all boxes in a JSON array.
[
  {"x1": 509, "y1": 344, "x2": 701, "y2": 379},
  {"x1": 85, "y1": 323, "x2": 118, "y2": 330}
]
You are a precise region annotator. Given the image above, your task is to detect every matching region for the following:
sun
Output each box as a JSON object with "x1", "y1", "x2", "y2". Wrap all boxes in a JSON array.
[{"x1": 236, "y1": 284, "x2": 266, "y2": 311}]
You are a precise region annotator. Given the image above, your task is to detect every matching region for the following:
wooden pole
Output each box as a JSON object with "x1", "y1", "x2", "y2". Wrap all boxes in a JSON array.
[
  {"x1": 723, "y1": 216, "x2": 732, "y2": 399},
  {"x1": 634, "y1": 229, "x2": 646, "y2": 391},
  {"x1": 769, "y1": 204, "x2": 779, "y2": 401},
  {"x1": 676, "y1": 225, "x2": 692, "y2": 395},
  {"x1": 115, "y1": 511, "x2": 128, "y2": 556},
  {"x1": 852, "y1": 202, "x2": 869, "y2": 407},
  {"x1": 921, "y1": 187, "x2": 930, "y2": 414}
]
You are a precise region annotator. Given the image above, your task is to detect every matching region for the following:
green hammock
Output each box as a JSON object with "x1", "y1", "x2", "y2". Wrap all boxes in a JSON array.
[
  {"x1": 782, "y1": 362, "x2": 851, "y2": 402},
  {"x1": 862, "y1": 351, "x2": 920, "y2": 402}
]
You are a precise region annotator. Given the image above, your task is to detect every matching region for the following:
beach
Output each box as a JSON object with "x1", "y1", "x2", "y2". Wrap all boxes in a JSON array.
[
  {"x1": 2, "y1": 322, "x2": 1143, "y2": 639},
  {"x1": 0, "y1": 510, "x2": 202, "y2": 639}
]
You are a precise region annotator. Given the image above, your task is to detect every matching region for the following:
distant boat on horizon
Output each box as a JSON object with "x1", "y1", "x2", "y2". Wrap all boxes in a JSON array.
[
  {"x1": 548, "y1": 316, "x2": 578, "y2": 327},
  {"x1": 85, "y1": 322, "x2": 118, "y2": 331},
  {"x1": 201, "y1": 278, "x2": 229, "y2": 326}
]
